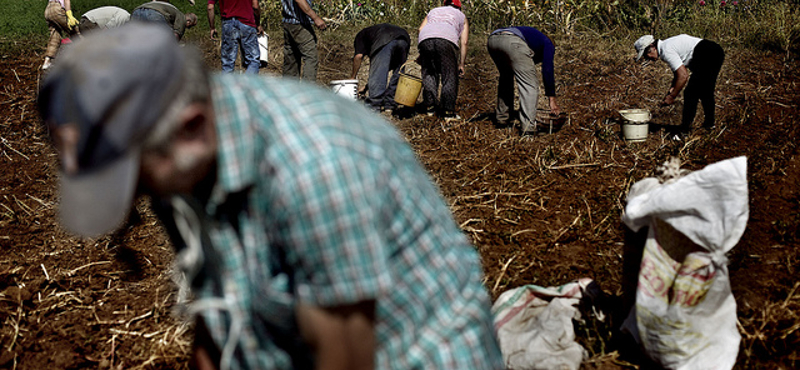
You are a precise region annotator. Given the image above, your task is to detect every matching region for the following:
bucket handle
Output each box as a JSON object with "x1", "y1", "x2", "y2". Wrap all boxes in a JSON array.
[{"x1": 398, "y1": 61, "x2": 419, "y2": 78}]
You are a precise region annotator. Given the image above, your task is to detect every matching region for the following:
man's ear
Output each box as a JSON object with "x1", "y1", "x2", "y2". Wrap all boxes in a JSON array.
[
  {"x1": 176, "y1": 102, "x2": 212, "y2": 143},
  {"x1": 51, "y1": 123, "x2": 81, "y2": 174}
]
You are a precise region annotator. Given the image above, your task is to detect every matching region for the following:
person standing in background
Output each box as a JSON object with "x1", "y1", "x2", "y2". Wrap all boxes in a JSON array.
[
  {"x1": 417, "y1": 0, "x2": 468, "y2": 120},
  {"x1": 43, "y1": 0, "x2": 79, "y2": 70},
  {"x1": 281, "y1": 0, "x2": 326, "y2": 81},
  {"x1": 350, "y1": 24, "x2": 410, "y2": 114},
  {"x1": 487, "y1": 26, "x2": 561, "y2": 135},
  {"x1": 207, "y1": 0, "x2": 263, "y2": 74}
]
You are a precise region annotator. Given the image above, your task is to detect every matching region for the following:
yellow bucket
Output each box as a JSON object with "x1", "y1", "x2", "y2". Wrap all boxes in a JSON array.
[{"x1": 394, "y1": 63, "x2": 422, "y2": 107}]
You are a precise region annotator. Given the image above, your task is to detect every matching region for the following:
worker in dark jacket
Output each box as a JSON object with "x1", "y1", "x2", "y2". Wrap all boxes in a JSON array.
[{"x1": 350, "y1": 24, "x2": 410, "y2": 113}]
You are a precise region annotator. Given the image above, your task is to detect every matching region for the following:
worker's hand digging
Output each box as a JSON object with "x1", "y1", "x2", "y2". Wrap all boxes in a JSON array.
[
  {"x1": 662, "y1": 93, "x2": 676, "y2": 106},
  {"x1": 549, "y1": 97, "x2": 561, "y2": 116}
]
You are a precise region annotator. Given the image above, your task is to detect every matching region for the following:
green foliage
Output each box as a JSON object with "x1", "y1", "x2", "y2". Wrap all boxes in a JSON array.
[
  {"x1": 651, "y1": 0, "x2": 800, "y2": 53},
  {"x1": 0, "y1": 0, "x2": 201, "y2": 37},
  {"x1": 259, "y1": 0, "x2": 283, "y2": 31},
  {"x1": 313, "y1": 0, "x2": 441, "y2": 29},
  {"x1": 0, "y1": 0, "x2": 48, "y2": 36},
  {"x1": 319, "y1": 0, "x2": 391, "y2": 23},
  {"x1": 740, "y1": 1, "x2": 800, "y2": 53},
  {"x1": 2, "y1": 0, "x2": 797, "y2": 56}
]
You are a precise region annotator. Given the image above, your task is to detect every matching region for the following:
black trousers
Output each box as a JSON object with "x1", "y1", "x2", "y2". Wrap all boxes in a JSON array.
[
  {"x1": 419, "y1": 38, "x2": 460, "y2": 113},
  {"x1": 683, "y1": 39, "x2": 725, "y2": 128}
]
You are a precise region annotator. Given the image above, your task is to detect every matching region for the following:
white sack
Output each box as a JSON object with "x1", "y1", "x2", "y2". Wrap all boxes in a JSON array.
[
  {"x1": 623, "y1": 156, "x2": 749, "y2": 252},
  {"x1": 621, "y1": 156, "x2": 748, "y2": 370},
  {"x1": 492, "y1": 278, "x2": 599, "y2": 370}
]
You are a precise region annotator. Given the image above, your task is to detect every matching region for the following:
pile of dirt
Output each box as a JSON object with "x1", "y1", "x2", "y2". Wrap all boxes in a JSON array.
[{"x1": 0, "y1": 28, "x2": 797, "y2": 369}]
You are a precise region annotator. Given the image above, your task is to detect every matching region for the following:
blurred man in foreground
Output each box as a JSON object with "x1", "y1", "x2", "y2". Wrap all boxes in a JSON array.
[{"x1": 38, "y1": 23, "x2": 503, "y2": 370}]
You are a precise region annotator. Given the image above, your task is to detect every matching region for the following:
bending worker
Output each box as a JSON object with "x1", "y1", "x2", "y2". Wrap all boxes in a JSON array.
[
  {"x1": 38, "y1": 23, "x2": 504, "y2": 370},
  {"x1": 634, "y1": 34, "x2": 725, "y2": 135},
  {"x1": 131, "y1": 0, "x2": 197, "y2": 40},
  {"x1": 487, "y1": 26, "x2": 561, "y2": 135},
  {"x1": 42, "y1": 0, "x2": 79, "y2": 70},
  {"x1": 350, "y1": 23, "x2": 410, "y2": 113},
  {"x1": 78, "y1": 6, "x2": 130, "y2": 34},
  {"x1": 417, "y1": 0, "x2": 468, "y2": 120}
]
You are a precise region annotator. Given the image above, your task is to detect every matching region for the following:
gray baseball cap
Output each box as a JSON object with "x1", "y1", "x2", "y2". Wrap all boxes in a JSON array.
[
  {"x1": 38, "y1": 22, "x2": 186, "y2": 237},
  {"x1": 634, "y1": 35, "x2": 655, "y2": 61}
]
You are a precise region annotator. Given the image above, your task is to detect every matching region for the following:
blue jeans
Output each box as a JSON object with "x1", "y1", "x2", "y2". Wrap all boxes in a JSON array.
[
  {"x1": 367, "y1": 39, "x2": 409, "y2": 111},
  {"x1": 131, "y1": 8, "x2": 169, "y2": 24},
  {"x1": 130, "y1": 8, "x2": 174, "y2": 38},
  {"x1": 221, "y1": 18, "x2": 260, "y2": 74}
]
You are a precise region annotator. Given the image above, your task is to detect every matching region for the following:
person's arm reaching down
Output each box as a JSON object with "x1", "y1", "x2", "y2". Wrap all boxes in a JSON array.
[
  {"x1": 252, "y1": 0, "x2": 263, "y2": 34},
  {"x1": 351, "y1": 53, "x2": 364, "y2": 79},
  {"x1": 541, "y1": 39, "x2": 560, "y2": 115},
  {"x1": 64, "y1": 0, "x2": 79, "y2": 30},
  {"x1": 207, "y1": 2, "x2": 217, "y2": 40},
  {"x1": 664, "y1": 65, "x2": 689, "y2": 105},
  {"x1": 458, "y1": 18, "x2": 469, "y2": 77},
  {"x1": 297, "y1": 301, "x2": 376, "y2": 370}
]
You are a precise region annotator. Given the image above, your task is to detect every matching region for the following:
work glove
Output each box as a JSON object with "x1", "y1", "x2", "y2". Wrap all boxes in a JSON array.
[{"x1": 66, "y1": 10, "x2": 79, "y2": 29}]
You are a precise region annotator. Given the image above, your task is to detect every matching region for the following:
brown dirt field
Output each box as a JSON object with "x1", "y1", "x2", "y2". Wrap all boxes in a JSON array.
[{"x1": 1, "y1": 27, "x2": 798, "y2": 369}]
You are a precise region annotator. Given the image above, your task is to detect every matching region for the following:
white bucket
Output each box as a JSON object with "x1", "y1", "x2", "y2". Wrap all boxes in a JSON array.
[
  {"x1": 622, "y1": 121, "x2": 649, "y2": 142},
  {"x1": 330, "y1": 79, "x2": 359, "y2": 99},
  {"x1": 619, "y1": 109, "x2": 650, "y2": 122},
  {"x1": 258, "y1": 34, "x2": 269, "y2": 64},
  {"x1": 619, "y1": 109, "x2": 650, "y2": 142}
]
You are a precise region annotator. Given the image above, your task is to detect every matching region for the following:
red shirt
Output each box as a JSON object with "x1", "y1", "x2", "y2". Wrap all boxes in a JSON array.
[{"x1": 208, "y1": 0, "x2": 256, "y2": 28}]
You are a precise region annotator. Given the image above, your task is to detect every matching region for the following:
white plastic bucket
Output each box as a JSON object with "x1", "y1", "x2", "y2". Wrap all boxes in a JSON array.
[
  {"x1": 619, "y1": 109, "x2": 650, "y2": 142},
  {"x1": 258, "y1": 34, "x2": 269, "y2": 64},
  {"x1": 619, "y1": 109, "x2": 650, "y2": 122},
  {"x1": 622, "y1": 121, "x2": 649, "y2": 142},
  {"x1": 330, "y1": 79, "x2": 359, "y2": 99}
]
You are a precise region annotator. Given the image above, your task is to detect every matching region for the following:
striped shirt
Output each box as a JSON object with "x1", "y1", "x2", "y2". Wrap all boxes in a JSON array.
[
  {"x1": 281, "y1": 0, "x2": 312, "y2": 25},
  {"x1": 168, "y1": 74, "x2": 504, "y2": 370}
]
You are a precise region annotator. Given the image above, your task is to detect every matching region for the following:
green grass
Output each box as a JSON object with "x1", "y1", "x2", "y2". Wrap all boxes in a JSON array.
[{"x1": 0, "y1": 0, "x2": 201, "y2": 37}]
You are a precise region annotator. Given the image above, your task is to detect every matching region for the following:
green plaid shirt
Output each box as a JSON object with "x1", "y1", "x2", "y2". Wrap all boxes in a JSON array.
[{"x1": 175, "y1": 74, "x2": 503, "y2": 370}]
